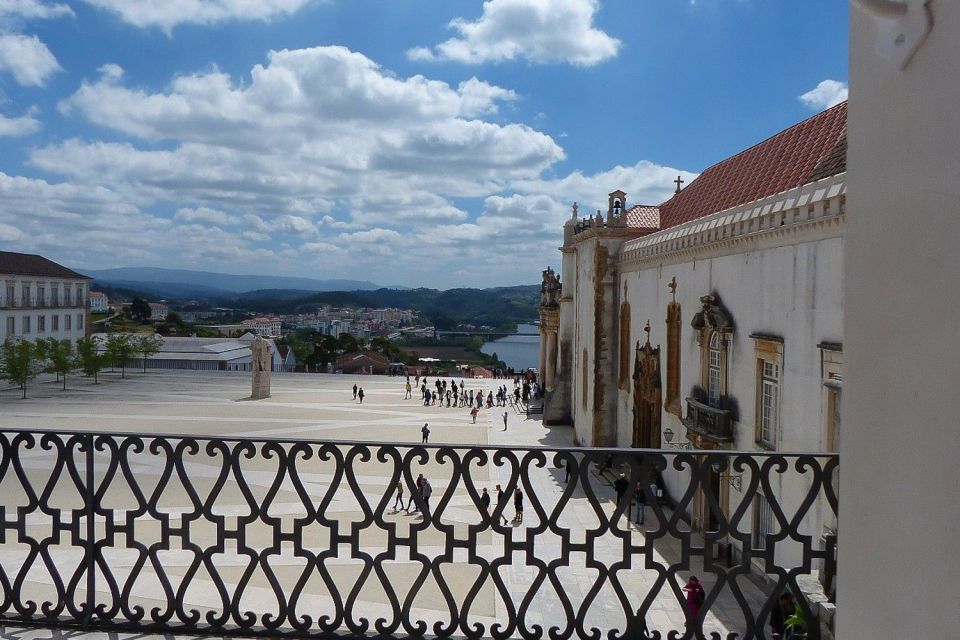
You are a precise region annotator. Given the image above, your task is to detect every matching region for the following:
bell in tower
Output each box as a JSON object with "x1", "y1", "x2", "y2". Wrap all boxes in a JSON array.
[{"x1": 608, "y1": 190, "x2": 627, "y2": 225}]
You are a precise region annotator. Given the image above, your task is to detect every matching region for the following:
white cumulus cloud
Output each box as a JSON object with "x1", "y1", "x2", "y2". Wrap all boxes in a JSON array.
[
  {"x1": 0, "y1": 0, "x2": 72, "y2": 20},
  {"x1": 513, "y1": 160, "x2": 698, "y2": 211},
  {"x1": 0, "y1": 107, "x2": 40, "y2": 136},
  {"x1": 799, "y1": 79, "x2": 848, "y2": 111},
  {"x1": 80, "y1": 0, "x2": 315, "y2": 32},
  {"x1": 409, "y1": 0, "x2": 620, "y2": 67},
  {"x1": 0, "y1": 32, "x2": 60, "y2": 85}
]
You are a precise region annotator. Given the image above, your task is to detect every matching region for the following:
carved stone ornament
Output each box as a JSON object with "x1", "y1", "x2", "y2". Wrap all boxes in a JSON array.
[
  {"x1": 691, "y1": 294, "x2": 734, "y2": 333},
  {"x1": 540, "y1": 266, "x2": 561, "y2": 308}
]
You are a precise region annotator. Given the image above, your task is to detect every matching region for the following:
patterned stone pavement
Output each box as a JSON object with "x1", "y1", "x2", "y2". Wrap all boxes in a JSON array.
[{"x1": 0, "y1": 371, "x2": 770, "y2": 638}]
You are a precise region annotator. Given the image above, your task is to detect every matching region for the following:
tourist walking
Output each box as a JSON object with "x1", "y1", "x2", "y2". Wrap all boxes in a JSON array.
[
  {"x1": 479, "y1": 487, "x2": 491, "y2": 517},
  {"x1": 634, "y1": 481, "x2": 646, "y2": 525},
  {"x1": 405, "y1": 382, "x2": 412, "y2": 399},
  {"x1": 513, "y1": 488, "x2": 524, "y2": 524},
  {"x1": 420, "y1": 478, "x2": 433, "y2": 517},
  {"x1": 614, "y1": 473, "x2": 629, "y2": 508},
  {"x1": 352, "y1": 384, "x2": 358, "y2": 400},
  {"x1": 683, "y1": 576, "x2": 706, "y2": 619},
  {"x1": 357, "y1": 387, "x2": 364, "y2": 404},
  {"x1": 393, "y1": 481, "x2": 404, "y2": 511},
  {"x1": 470, "y1": 406, "x2": 479, "y2": 424},
  {"x1": 421, "y1": 423, "x2": 430, "y2": 443},
  {"x1": 502, "y1": 411, "x2": 508, "y2": 431},
  {"x1": 406, "y1": 474, "x2": 424, "y2": 512},
  {"x1": 495, "y1": 484, "x2": 509, "y2": 525}
]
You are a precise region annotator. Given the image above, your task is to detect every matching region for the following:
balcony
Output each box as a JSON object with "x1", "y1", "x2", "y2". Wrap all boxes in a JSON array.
[
  {"x1": 684, "y1": 396, "x2": 735, "y2": 442},
  {"x1": 0, "y1": 429, "x2": 837, "y2": 640},
  {"x1": 0, "y1": 299, "x2": 84, "y2": 310}
]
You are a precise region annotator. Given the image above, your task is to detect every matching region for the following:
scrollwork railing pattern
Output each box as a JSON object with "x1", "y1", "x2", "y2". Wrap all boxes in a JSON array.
[{"x1": 0, "y1": 429, "x2": 837, "y2": 640}]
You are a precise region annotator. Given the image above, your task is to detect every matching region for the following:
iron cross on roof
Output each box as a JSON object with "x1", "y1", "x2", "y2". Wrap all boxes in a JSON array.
[{"x1": 674, "y1": 175, "x2": 684, "y2": 194}]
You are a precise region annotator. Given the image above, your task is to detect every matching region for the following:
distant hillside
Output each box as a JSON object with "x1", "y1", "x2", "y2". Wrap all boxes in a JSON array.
[
  {"x1": 91, "y1": 279, "x2": 231, "y2": 300},
  {"x1": 220, "y1": 285, "x2": 541, "y2": 332},
  {"x1": 86, "y1": 267, "x2": 390, "y2": 295}
]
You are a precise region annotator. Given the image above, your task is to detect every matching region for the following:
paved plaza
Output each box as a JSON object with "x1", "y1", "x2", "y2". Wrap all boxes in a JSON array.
[{"x1": 0, "y1": 371, "x2": 769, "y2": 638}]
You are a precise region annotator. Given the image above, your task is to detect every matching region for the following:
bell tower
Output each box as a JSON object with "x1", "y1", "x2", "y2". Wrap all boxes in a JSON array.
[{"x1": 608, "y1": 190, "x2": 627, "y2": 224}]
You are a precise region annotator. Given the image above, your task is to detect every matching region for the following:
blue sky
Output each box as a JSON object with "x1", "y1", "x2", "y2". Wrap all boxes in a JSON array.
[{"x1": 0, "y1": 0, "x2": 847, "y2": 288}]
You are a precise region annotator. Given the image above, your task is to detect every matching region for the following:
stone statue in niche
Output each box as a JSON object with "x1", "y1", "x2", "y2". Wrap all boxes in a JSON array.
[
  {"x1": 250, "y1": 336, "x2": 272, "y2": 399},
  {"x1": 541, "y1": 266, "x2": 561, "y2": 308}
]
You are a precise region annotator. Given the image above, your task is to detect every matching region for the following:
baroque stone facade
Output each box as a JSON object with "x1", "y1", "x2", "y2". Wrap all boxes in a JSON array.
[{"x1": 540, "y1": 103, "x2": 848, "y2": 566}]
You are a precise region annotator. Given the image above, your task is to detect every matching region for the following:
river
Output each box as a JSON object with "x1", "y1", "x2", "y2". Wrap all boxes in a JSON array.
[{"x1": 480, "y1": 323, "x2": 540, "y2": 371}]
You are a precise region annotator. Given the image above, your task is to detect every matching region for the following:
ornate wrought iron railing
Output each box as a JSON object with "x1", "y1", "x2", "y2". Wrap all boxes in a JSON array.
[{"x1": 0, "y1": 429, "x2": 837, "y2": 640}]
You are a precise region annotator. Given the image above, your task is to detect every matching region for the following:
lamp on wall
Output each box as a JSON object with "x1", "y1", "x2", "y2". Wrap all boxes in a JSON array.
[
  {"x1": 710, "y1": 460, "x2": 743, "y2": 491},
  {"x1": 662, "y1": 426, "x2": 692, "y2": 450}
]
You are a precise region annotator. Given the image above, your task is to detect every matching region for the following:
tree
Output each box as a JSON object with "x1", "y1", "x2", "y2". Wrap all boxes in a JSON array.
[
  {"x1": 133, "y1": 334, "x2": 164, "y2": 373},
  {"x1": 42, "y1": 338, "x2": 74, "y2": 391},
  {"x1": 129, "y1": 297, "x2": 152, "y2": 323},
  {"x1": 105, "y1": 334, "x2": 138, "y2": 378},
  {"x1": 336, "y1": 332, "x2": 359, "y2": 354},
  {"x1": 0, "y1": 338, "x2": 42, "y2": 399},
  {"x1": 76, "y1": 337, "x2": 105, "y2": 384}
]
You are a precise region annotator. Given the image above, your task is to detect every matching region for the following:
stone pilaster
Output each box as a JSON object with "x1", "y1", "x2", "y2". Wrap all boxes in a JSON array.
[{"x1": 591, "y1": 244, "x2": 619, "y2": 446}]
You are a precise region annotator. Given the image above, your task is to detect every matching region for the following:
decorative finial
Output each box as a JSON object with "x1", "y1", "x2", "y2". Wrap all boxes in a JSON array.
[
  {"x1": 644, "y1": 319, "x2": 651, "y2": 345},
  {"x1": 674, "y1": 175, "x2": 684, "y2": 194},
  {"x1": 572, "y1": 202, "x2": 579, "y2": 219},
  {"x1": 668, "y1": 276, "x2": 677, "y2": 303}
]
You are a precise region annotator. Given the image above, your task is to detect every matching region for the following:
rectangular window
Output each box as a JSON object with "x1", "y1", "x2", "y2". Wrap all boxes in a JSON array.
[
  {"x1": 754, "y1": 493, "x2": 775, "y2": 551},
  {"x1": 5, "y1": 285, "x2": 13, "y2": 306},
  {"x1": 23, "y1": 316, "x2": 30, "y2": 333},
  {"x1": 76, "y1": 284, "x2": 83, "y2": 306},
  {"x1": 51, "y1": 288, "x2": 58, "y2": 306},
  {"x1": 65, "y1": 314, "x2": 71, "y2": 331},
  {"x1": 752, "y1": 335, "x2": 784, "y2": 449},
  {"x1": 65, "y1": 288, "x2": 72, "y2": 307},
  {"x1": 759, "y1": 362, "x2": 779, "y2": 446},
  {"x1": 22, "y1": 285, "x2": 30, "y2": 307},
  {"x1": 6, "y1": 316, "x2": 14, "y2": 336},
  {"x1": 52, "y1": 314, "x2": 59, "y2": 331},
  {"x1": 77, "y1": 314, "x2": 84, "y2": 330},
  {"x1": 37, "y1": 286, "x2": 45, "y2": 307},
  {"x1": 38, "y1": 315, "x2": 45, "y2": 333}
]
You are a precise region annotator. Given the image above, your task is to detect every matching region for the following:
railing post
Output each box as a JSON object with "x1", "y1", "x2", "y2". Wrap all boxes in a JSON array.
[{"x1": 84, "y1": 432, "x2": 95, "y2": 626}]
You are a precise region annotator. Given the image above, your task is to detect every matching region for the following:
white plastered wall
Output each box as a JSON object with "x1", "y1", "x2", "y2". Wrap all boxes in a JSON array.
[
  {"x1": 617, "y1": 232, "x2": 844, "y2": 564},
  {"x1": 841, "y1": 3, "x2": 960, "y2": 637}
]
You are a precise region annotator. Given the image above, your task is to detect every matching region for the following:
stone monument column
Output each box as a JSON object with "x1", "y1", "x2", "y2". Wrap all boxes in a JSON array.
[{"x1": 249, "y1": 336, "x2": 272, "y2": 400}]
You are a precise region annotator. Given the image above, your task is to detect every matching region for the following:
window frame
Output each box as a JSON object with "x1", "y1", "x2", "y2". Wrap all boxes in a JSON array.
[{"x1": 752, "y1": 335, "x2": 784, "y2": 450}]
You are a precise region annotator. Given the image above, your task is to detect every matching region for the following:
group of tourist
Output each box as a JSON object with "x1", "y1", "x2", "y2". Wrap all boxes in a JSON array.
[{"x1": 391, "y1": 477, "x2": 524, "y2": 524}]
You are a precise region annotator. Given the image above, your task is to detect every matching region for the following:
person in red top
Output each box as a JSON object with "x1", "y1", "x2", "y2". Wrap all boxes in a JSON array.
[{"x1": 683, "y1": 575, "x2": 706, "y2": 619}]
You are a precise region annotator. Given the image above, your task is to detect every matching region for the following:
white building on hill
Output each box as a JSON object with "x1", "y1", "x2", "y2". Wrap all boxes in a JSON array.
[
  {"x1": 89, "y1": 291, "x2": 108, "y2": 313},
  {"x1": 241, "y1": 316, "x2": 282, "y2": 337},
  {"x1": 0, "y1": 251, "x2": 91, "y2": 342}
]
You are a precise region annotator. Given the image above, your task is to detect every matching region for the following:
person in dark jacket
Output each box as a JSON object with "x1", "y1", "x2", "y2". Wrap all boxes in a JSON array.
[
  {"x1": 770, "y1": 592, "x2": 796, "y2": 638},
  {"x1": 513, "y1": 488, "x2": 524, "y2": 524},
  {"x1": 495, "y1": 484, "x2": 509, "y2": 525},
  {"x1": 479, "y1": 487, "x2": 491, "y2": 519}
]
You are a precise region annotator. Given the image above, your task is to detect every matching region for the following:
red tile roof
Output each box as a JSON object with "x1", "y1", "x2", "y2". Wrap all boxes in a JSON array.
[
  {"x1": 659, "y1": 102, "x2": 847, "y2": 230},
  {"x1": 625, "y1": 205, "x2": 660, "y2": 231}
]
